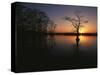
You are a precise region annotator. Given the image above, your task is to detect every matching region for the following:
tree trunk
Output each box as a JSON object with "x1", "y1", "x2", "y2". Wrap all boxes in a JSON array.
[{"x1": 77, "y1": 28, "x2": 79, "y2": 35}]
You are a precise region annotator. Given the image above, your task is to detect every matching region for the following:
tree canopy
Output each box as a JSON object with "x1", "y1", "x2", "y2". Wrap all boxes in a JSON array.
[
  {"x1": 64, "y1": 11, "x2": 88, "y2": 34},
  {"x1": 16, "y1": 4, "x2": 57, "y2": 33}
]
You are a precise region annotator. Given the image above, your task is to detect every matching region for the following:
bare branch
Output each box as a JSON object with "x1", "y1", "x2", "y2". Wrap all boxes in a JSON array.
[
  {"x1": 84, "y1": 21, "x2": 88, "y2": 23},
  {"x1": 64, "y1": 10, "x2": 88, "y2": 34}
]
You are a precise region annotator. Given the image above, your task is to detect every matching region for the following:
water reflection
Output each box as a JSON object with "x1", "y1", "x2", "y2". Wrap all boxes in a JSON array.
[
  {"x1": 47, "y1": 35, "x2": 56, "y2": 48},
  {"x1": 51, "y1": 35, "x2": 97, "y2": 47},
  {"x1": 76, "y1": 35, "x2": 80, "y2": 47},
  {"x1": 47, "y1": 35, "x2": 97, "y2": 66},
  {"x1": 18, "y1": 33, "x2": 97, "y2": 70}
]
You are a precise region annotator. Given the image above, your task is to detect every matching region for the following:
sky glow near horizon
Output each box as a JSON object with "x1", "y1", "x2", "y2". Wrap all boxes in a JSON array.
[{"x1": 23, "y1": 3, "x2": 97, "y2": 33}]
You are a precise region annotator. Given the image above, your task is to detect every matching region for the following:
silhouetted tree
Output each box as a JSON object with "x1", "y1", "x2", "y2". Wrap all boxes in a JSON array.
[
  {"x1": 64, "y1": 11, "x2": 88, "y2": 35},
  {"x1": 47, "y1": 20, "x2": 57, "y2": 33},
  {"x1": 16, "y1": 4, "x2": 55, "y2": 33}
]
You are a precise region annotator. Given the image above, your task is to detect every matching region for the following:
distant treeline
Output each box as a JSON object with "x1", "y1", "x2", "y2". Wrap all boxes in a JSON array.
[{"x1": 46, "y1": 32, "x2": 97, "y2": 36}]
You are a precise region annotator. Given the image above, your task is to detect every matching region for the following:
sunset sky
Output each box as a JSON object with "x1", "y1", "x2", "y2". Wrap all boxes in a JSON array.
[{"x1": 23, "y1": 3, "x2": 97, "y2": 33}]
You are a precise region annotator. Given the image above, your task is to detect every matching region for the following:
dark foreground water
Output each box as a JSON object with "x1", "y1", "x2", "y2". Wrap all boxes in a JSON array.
[{"x1": 17, "y1": 32, "x2": 97, "y2": 72}]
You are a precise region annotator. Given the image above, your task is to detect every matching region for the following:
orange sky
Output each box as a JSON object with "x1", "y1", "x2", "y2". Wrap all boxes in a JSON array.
[
  {"x1": 55, "y1": 23, "x2": 97, "y2": 33},
  {"x1": 54, "y1": 15, "x2": 97, "y2": 33},
  {"x1": 27, "y1": 3, "x2": 97, "y2": 33}
]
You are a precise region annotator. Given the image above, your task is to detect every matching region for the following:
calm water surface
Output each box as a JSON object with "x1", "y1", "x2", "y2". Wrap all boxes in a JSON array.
[
  {"x1": 47, "y1": 35, "x2": 97, "y2": 57},
  {"x1": 18, "y1": 34, "x2": 97, "y2": 71},
  {"x1": 46, "y1": 35, "x2": 97, "y2": 68}
]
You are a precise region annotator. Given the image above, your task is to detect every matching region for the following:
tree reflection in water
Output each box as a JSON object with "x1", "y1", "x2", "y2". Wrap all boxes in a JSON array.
[
  {"x1": 47, "y1": 35, "x2": 56, "y2": 49},
  {"x1": 76, "y1": 35, "x2": 80, "y2": 48}
]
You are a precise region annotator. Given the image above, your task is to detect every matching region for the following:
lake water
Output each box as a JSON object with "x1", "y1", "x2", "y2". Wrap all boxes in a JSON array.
[
  {"x1": 47, "y1": 35, "x2": 97, "y2": 58},
  {"x1": 18, "y1": 33, "x2": 97, "y2": 71},
  {"x1": 45, "y1": 35, "x2": 97, "y2": 68}
]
